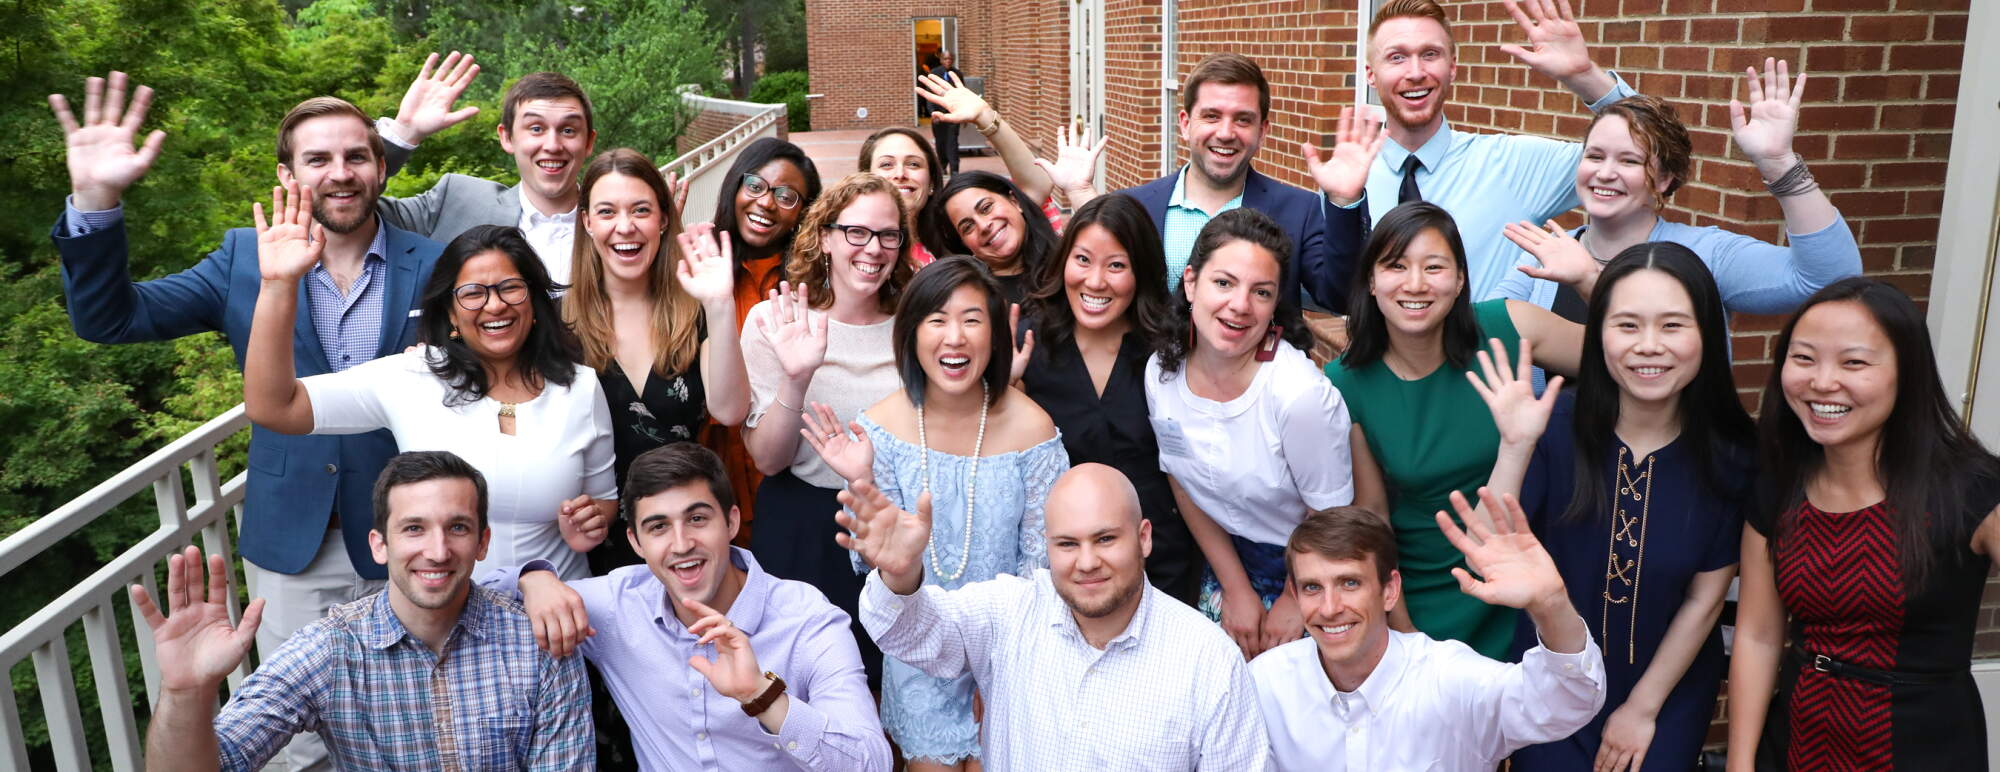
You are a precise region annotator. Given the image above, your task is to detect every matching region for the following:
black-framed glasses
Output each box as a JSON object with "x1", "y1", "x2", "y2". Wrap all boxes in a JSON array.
[
  {"x1": 741, "y1": 173, "x2": 803, "y2": 210},
  {"x1": 824, "y1": 223, "x2": 905, "y2": 249},
  {"x1": 453, "y1": 278, "x2": 531, "y2": 310}
]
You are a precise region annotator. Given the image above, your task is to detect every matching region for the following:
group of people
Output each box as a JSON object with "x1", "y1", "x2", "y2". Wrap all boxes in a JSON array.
[{"x1": 46, "y1": 0, "x2": 1993, "y2": 769}]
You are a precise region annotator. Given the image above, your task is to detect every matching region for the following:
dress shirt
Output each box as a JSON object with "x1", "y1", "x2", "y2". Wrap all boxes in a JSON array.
[
  {"x1": 484, "y1": 547, "x2": 890, "y2": 771},
  {"x1": 1363, "y1": 72, "x2": 1637, "y2": 301},
  {"x1": 859, "y1": 568, "x2": 1270, "y2": 771},
  {"x1": 211, "y1": 587, "x2": 592, "y2": 771},
  {"x1": 1249, "y1": 629, "x2": 1606, "y2": 772},
  {"x1": 1162, "y1": 166, "x2": 1246, "y2": 291},
  {"x1": 519, "y1": 205, "x2": 578, "y2": 286}
]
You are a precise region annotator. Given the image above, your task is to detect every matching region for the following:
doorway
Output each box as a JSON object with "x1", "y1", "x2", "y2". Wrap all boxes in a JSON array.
[{"x1": 914, "y1": 17, "x2": 958, "y2": 122}]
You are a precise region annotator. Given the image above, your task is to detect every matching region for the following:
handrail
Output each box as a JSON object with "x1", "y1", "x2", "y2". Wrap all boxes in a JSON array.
[{"x1": 661, "y1": 102, "x2": 784, "y2": 186}]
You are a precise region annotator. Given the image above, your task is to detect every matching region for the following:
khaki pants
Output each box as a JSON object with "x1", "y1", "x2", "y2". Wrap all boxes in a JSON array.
[{"x1": 244, "y1": 527, "x2": 385, "y2": 771}]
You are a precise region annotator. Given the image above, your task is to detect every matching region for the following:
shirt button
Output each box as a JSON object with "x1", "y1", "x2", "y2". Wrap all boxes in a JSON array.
[
  {"x1": 690, "y1": 688, "x2": 700, "y2": 698},
  {"x1": 324, "y1": 464, "x2": 338, "y2": 474},
  {"x1": 697, "y1": 732, "x2": 706, "y2": 741},
  {"x1": 787, "y1": 741, "x2": 798, "y2": 750}
]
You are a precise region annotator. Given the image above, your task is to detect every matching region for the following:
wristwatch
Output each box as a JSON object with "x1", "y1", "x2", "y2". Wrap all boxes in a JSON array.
[{"x1": 741, "y1": 672, "x2": 787, "y2": 717}]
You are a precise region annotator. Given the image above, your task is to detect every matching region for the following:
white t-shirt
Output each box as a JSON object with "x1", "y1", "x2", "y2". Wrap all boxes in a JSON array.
[
  {"x1": 740, "y1": 300, "x2": 900, "y2": 489},
  {"x1": 519, "y1": 206, "x2": 578, "y2": 286},
  {"x1": 301, "y1": 348, "x2": 617, "y2": 581},
  {"x1": 1143, "y1": 341, "x2": 1354, "y2": 546}
]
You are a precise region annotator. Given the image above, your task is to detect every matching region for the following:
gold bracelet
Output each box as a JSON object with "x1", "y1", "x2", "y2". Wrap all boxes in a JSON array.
[{"x1": 976, "y1": 115, "x2": 1001, "y2": 136}]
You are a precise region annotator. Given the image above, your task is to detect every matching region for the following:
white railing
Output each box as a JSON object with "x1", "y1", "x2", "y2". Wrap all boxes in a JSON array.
[
  {"x1": 0, "y1": 405, "x2": 251, "y2": 771},
  {"x1": 662, "y1": 93, "x2": 787, "y2": 229}
]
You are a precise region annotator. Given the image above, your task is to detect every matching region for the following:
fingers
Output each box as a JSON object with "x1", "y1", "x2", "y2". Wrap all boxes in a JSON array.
[
  {"x1": 1789, "y1": 68, "x2": 1806, "y2": 110},
  {"x1": 205, "y1": 552, "x2": 231, "y2": 606},
  {"x1": 118, "y1": 84, "x2": 154, "y2": 136},
  {"x1": 233, "y1": 597, "x2": 266, "y2": 647},
  {"x1": 1516, "y1": 336, "x2": 1535, "y2": 381},
  {"x1": 253, "y1": 201, "x2": 269, "y2": 234},
  {"x1": 104, "y1": 71, "x2": 128, "y2": 129},
  {"x1": 682, "y1": 596, "x2": 724, "y2": 625},
  {"x1": 1300, "y1": 139, "x2": 1325, "y2": 168},
  {"x1": 1744, "y1": 65, "x2": 1765, "y2": 105},
  {"x1": 416, "y1": 51, "x2": 440, "y2": 82},
  {"x1": 130, "y1": 584, "x2": 166, "y2": 630},
  {"x1": 1450, "y1": 566, "x2": 1485, "y2": 597},
  {"x1": 1500, "y1": 0, "x2": 1535, "y2": 33},
  {"x1": 165, "y1": 547, "x2": 190, "y2": 613},
  {"x1": 1018, "y1": 329, "x2": 1035, "y2": 360}
]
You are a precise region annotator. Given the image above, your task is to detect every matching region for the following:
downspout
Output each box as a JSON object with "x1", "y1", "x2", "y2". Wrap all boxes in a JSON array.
[{"x1": 1160, "y1": 0, "x2": 1178, "y2": 177}]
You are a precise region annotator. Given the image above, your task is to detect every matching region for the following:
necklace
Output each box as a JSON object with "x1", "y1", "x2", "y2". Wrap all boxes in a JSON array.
[
  {"x1": 917, "y1": 381, "x2": 988, "y2": 583},
  {"x1": 1600, "y1": 446, "x2": 1654, "y2": 664}
]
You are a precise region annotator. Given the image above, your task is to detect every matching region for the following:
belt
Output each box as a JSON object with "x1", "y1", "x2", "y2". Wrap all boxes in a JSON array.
[{"x1": 1790, "y1": 647, "x2": 1960, "y2": 686}]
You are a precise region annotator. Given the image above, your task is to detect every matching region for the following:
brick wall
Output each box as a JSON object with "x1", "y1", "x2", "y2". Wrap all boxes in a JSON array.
[
  {"x1": 804, "y1": 1, "x2": 994, "y2": 132},
  {"x1": 674, "y1": 94, "x2": 791, "y2": 157}
]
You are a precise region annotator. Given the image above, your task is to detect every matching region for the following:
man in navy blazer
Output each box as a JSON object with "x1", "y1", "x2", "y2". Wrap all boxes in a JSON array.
[
  {"x1": 46, "y1": 73, "x2": 442, "y2": 770},
  {"x1": 1115, "y1": 54, "x2": 1372, "y2": 315}
]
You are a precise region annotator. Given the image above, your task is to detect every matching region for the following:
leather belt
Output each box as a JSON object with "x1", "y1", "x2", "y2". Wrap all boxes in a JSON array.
[{"x1": 1790, "y1": 647, "x2": 1959, "y2": 686}]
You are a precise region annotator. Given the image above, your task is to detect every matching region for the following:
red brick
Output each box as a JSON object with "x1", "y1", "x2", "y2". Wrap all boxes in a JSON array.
[
  {"x1": 1849, "y1": 14, "x2": 1932, "y2": 41},
  {"x1": 1879, "y1": 103, "x2": 1957, "y2": 130},
  {"x1": 1861, "y1": 216, "x2": 1941, "y2": 243},
  {"x1": 1927, "y1": 74, "x2": 1961, "y2": 101},
  {"x1": 1715, "y1": 0, "x2": 1804, "y2": 10},
  {"x1": 1842, "y1": 74, "x2": 1924, "y2": 101},
  {"x1": 1902, "y1": 245, "x2": 1936, "y2": 269},
  {"x1": 1833, "y1": 133, "x2": 1911, "y2": 159},
  {"x1": 1873, "y1": 162, "x2": 1949, "y2": 187},
  {"x1": 1643, "y1": 19, "x2": 1687, "y2": 42},
  {"x1": 1687, "y1": 18, "x2": 1740, "y2": 43},
  {"x1": 1888, "y1": 43, "x2": 1967, "y2": 71},
  {"x1": 1797, "y1": 104, "x2": 1881, "y2": 131},
  {"x1": 1743, "y1": 16, "x2": 1846, "y2": 43},
  {"x1": 1912, "y1": 133, "x2": 1954, "y2": 160},
  {"x1": 1934, "y1": 13, "x2": 1969, "y2": 41},
  {"x1": 1830, "y1": 190, "x2": 1910, "y2": 218},
  {"x1": 1858, "y1": 245, "x2": 1899, "y2": 271},
  {"x1": 1803, "y1": 45, "x2": 1886, "y2": 73}
]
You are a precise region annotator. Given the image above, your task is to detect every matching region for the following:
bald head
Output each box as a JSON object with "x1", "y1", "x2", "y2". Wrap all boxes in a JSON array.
[
  {"x1": 1046, "y1": 464, "x2": 1152, "y2": 626},
  {"x1": 1047, "y1": 463, "x2": 1143, "y2": 528}
]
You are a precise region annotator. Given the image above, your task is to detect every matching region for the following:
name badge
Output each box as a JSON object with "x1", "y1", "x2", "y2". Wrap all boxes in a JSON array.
[{"x1": 1151, "y1": 417, "x2": 1194, "y2": 458}]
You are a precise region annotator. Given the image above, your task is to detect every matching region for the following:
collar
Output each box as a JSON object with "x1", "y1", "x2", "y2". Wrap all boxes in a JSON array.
[
  {"x1": 1166, "y1": 165, "x2": 1247, "y2": 214},
  {"x1": 649, "y1": 546, "x2": 771, "y2": 636},
  {"x1": 359, "y1": 586, "x2": 492, "y2": 650},
  {"x1": 1044, "y1": 570, "x2": 1153, "y2": 652},
  {"x1": 1334, "y1": 629, "x2": 1414, "y2": 718},
  {"x1": 311, "y1": 224, "x2": 389, "y2": 278},
  {"x1": 522, "y1": 206, "x2": 577, "y2": 227},
  {"x1": 1381, "y1": 122, "x2": 1455, "y2": 178}
]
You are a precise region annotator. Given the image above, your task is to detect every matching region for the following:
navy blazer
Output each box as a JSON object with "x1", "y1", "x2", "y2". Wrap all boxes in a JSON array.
[
  {"x1": 1118, "y1": 167, "x2": 1369, "y2": 313},
  {"x1": 52, "y1": 216, "x2": 443, "y2": 579}
]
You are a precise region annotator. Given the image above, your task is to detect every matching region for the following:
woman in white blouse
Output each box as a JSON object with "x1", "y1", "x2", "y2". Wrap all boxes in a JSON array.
[{"x1": 243, "y1": 187, "x2": 616, "y2": 582}]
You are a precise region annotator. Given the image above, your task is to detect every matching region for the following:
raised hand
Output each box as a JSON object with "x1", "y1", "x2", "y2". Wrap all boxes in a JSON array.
[
  {"x1": 1505, "y1": 219, "x2": 1600, "y2": 293},
  {"x1": 520, "y1": 570, "x2": 594, "y2": 657},
  {"x1": 1466, "y1": 336, "x2": 1565, "y2": 449},
  {"x1": 130, "y1": 546, "x2": 265, "y2": 693},
  {"x1": 800, "y1": 403, "x2": 874, "y2": 483},
  {"x1": 676, "y1": 226, "x2": 737, "y2": 307},
  {"x1": 1436, "y1": 487, "x2": 1566, "y2": 611},
  {"x1": 1032, "y1": 123, "x2": 1107, "y2": 196},
  {"x1": 254, "y1": 181, "x2": 325, "y2": 283},
  {"x1": 684, "y1": 598, "x2": 769, "y2": 702},
  {"x1": 1006, "y1": 302, "x2": 1034, "y2": 385},
  {"x1": 1729, "y1": 58, "x2": 1805, "y2": 176},
  {"x1": 835, "y1": 479, "x2": 932, "y2": 592},
  {"x1": 663, "y1": 169, "x2": 692, "y2": 220},
  {"x1": 393, "y1": 51, "x2": 481, "y2": 143},
  {"x1": 755, "y1": 282, "x2": 830, "y2": 381},
  {"x1": 1499, "y1": 0, "x2": 1596, "y2": 85},
  {"x1": 916, "y1": 71, "x2": 992, "y2": 126},
  {"x1": 49, "y1": 71, "x2": 166, "y2": 211},
  {"x1": 1301, "y1": 106, "x2": 1386, "y2": 206}
]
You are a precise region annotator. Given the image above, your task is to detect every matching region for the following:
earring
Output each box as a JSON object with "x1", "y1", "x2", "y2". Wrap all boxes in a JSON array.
[
  {"x1": 449, "y1": 327, "x2": 461, "y2": 340},
  {"x1": 1256, "y1": 324, "x2": 1283, "y2": 362}
]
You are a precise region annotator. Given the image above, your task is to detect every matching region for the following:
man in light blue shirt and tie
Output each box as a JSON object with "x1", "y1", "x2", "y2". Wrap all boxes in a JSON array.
[{"x1": 1358, "y1": 0, "x2": 1639, "y2": 302}]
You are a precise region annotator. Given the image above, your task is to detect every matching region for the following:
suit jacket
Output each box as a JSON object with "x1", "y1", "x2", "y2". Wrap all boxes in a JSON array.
[
  {"x1": 376, "y1": 140, "x2": 523, "y2": 244},
  {"x1": 52, "y1": 216, "x2": 443, "y2": 578},
  {"x1": 1119, "y1": 167, "x2": 1369, "y2": 313}
]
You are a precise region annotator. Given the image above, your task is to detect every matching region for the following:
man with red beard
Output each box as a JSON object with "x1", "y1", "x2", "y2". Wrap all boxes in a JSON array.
[
  {"x1": 845, "y1": 463, "x2": 1268, "y2": 770},
  {"x1": 1358, "y1": 0, "x2": 1637, "y2": 309},
  {"x1": 48, "y1": 73, "x2": 443, "y2": 771}
]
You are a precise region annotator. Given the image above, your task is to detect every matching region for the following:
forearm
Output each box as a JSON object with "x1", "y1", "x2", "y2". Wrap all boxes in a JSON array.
[
  {"x1": 977, "y1": 107, "x2": 1057, "y2": 204},
  {"x1": 701, "y1": 300, "x2": 751, "y2": 426},
  {"x1": 1173, "y1": 480, "x2": 1254, "y2": 595},
  {"x1": 1475, "y1": 441, "x2": 1537, "y2": 526},
  {"x1": 1621, "y1": 567, "x2": 1733, "y2": 716},
  {"x1": 244, "y1": 280, "x2": 314, "y2": 433},
  {"x1": 145, "y1": 687, "x2": 224, "y2": 772},
  {"x1": 744, "y1": 376, "x2": 811, "y2": 475},
  {"x1": 857, "y1": 571, "x2": 974, "y2": 678},
  {"x1": 1727, "y1": 539, "x2": 1785, "y2": 771},
  {"x1": 1561, "y1": 66, "x2": 1618, "y2": 106},
  {"x1": 1524, "y1": 592, "x2": 1589, "y2": 655},
  {"x1": 1759, "y1": 155, "x2": 1840, "y2": 237}
]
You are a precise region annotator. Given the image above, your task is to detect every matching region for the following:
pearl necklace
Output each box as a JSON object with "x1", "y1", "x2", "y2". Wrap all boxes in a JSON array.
[{"x1": 916, "y1": 381, "x2": 988, "y2": 583}]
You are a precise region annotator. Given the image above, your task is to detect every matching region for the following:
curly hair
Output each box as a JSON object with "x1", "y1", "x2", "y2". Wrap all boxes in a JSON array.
[
  {"x1": 784, "y1": 172, "x2": 914, "y2": 314},
  {"x1": 1587, "y1": 95, "x2": 1693, "y2": 208},
  {"x1": 1153, "y1": 208, "x2": 1312, "y2": 374}
]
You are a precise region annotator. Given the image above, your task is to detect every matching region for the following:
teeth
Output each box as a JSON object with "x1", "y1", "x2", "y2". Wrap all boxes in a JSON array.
[
  {"x1": 1398, "y1": 301, "x2": 1432, "y2": 310},
  {"x1": 1809, "y1": 402, "x2": 1851, "y2": 416},
  {"x1": 1591, "y1": 187, "x2": 1622, "y2": 197},
  {"x1": 1319, "y1": 623, "x2": 1355, "y2": 634},
  {"x1": 1080, "y1": 294, "x2": 1112, "y2": 311},
  {"x1": 1400, "y1": 88, "x2": 1432, "y2": 99},
  {"x1": 1219, "y1": 319, "x2": 1250, "y2": 331},
  {"x1": 537, "y1": 160, "x2": 565, "y2": 171},
  {"x1": 1210, "y1": 147, "x2": 1238, "y2": 156},
  {"x1": 611, "y1": 242, "x2": 643, "y2": 255},
  {"x1": 480, "y1": 320, "x2": 513, "y2": 330},
  {"x1": 417, "y1": 570, "x2": 448, "y2": 580},
  {"x1": 940, "y1": 356, "x2": 970, "y2": 367},
  {"x1": 1634, "y1": 366, "x2": 1665, "y2": 376},
  {"x1": 671, "y1": 559, "x2": 701, "y2": 570},
  {"x1": 852, "y1": 261, "x2": 883, "y2": 276},
  {"x1": 747, "y1": 213, "x2": 774, "y2": 227}
]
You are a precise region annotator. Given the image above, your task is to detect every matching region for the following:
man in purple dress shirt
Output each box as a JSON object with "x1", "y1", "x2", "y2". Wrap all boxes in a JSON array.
[{"x1": 487, "y1": 442, "x2": 889, "y2": 771}]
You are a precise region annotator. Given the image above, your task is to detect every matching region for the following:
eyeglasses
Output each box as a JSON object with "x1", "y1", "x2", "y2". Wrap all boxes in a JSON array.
[
  {"x1": 824, "y1": 223, "x2": 905, "y2": 249},
  {"x1": 741, "y1": 173, "x2": 803, "y2": 210},
  {"x1": 453, "y1": 278, "x2": 531, "y2": 311}
]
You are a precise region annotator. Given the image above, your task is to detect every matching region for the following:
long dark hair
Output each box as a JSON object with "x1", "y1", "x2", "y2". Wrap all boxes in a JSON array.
[
  {"x1": 1565, "y1": 243, "x2": 1754, "y2": 522},
  {"x1": 1153, "y1": 207, "x2": 1312, "y2": 373},
  {"x1": 708, "y1": 137, "x2": 822, "y2": 267},
  {"x1": 1339, "y1": 201, "x2": 1484, "y2": 371},
  {"x1": 1024, "y1": 193, "x2": 1174, "y2": 354},
  {"x1": 1758, "y1": 277, "x2": 2000, "y2": 590},
  {"x1": 919, "y1": 170, "x2": 1059, "y2": 278},
  {"x1": 417, "y1": 225, "x2": 583, "y2": 407},
  {"x1": 892, "y1": 256, "x2": 1012, "y2": 408}
]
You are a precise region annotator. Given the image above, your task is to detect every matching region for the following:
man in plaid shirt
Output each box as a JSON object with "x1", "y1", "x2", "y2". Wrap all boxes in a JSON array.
[{"x1": 134, "y1": 451, "x2": 593, "y2": 771}]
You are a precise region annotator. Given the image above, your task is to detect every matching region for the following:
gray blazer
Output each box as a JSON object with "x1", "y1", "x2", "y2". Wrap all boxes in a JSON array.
[{"x1": 376, "y1": 139, "x2": 524, "y2": 245}]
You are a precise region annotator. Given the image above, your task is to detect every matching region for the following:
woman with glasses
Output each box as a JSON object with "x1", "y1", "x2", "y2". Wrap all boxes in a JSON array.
[
  {"x1": 244, "y1": 198, "x2": 616, "y2": 581},
  {"x1": 740, "y1": 172, "x2": 915, "y2": 683}
]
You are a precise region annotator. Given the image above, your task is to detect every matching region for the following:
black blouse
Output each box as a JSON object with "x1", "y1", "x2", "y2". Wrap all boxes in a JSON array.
[{"x1": 592, "y1": 354, "x2": 707, "y2": 574}]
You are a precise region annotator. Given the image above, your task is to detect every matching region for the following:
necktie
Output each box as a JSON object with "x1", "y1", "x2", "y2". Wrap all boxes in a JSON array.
[{"x1": 1398, "y1": 154, "x2": 1424, "y2": 204}]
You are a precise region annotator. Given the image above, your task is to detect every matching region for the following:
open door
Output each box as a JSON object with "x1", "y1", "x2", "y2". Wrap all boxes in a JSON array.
[{"x1": 913, "y1": 17, "x2": 958, "y2": 123}]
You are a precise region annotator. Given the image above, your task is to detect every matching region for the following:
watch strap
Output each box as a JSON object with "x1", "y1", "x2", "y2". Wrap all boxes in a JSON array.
[{"x1": 741, "y1": 671, "x2": 787, "y2": 717}]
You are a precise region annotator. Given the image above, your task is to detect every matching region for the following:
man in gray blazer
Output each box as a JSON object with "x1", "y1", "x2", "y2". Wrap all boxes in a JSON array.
[{"x1": 372, "y1": 54, "x2": 596, "y2": 284}]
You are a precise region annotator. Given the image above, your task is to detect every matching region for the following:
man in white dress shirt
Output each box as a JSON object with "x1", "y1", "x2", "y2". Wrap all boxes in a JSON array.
[
  {"x1": 1250, "y1": 491, "x2": 1606, "y2": 771},
  {"x1": 843, "y1": 463, "x2": 1268, "y2": 771}
]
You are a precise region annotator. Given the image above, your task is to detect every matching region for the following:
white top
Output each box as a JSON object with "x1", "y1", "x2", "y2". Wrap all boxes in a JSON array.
[
  {"x1": 1142, "y1": 341, "x2": 1355, "y2": 546},
  {"x1": 302, "y1": 348, "x2": 617, "y2": 581},
  {"x1": 859, "y1": 568, "x2": 1270, "y2": 771},
  {"x1": 1249, "y1": 630, "x2": 1607, "y2": 772},
  {"x1": 519, "y1": 205, "x2": 578, "y2": 286},
  {"x1": 740, "y1": 299, "x2": 899, "y2": 488}
]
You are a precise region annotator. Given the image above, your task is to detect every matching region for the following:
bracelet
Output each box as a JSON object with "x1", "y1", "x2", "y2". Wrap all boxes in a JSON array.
[
  {"x1": 975, "y1": 115, "x2": 1001, "y2": 136},
  {"x1": 1763, "y1": 153, "x2": 1819, "y2": 198},
  {"x1": 773, "y1": 393, "x2": 801, "y2": 413}
]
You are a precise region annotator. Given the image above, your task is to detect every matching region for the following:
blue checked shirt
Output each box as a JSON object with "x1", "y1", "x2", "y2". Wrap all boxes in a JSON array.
[
  {"x1": 211, "y1": 587, "x2": 594, "y2": 771},
  {"x1": 1162, "y1": 168, "x2": 1246, "y2": 292}
]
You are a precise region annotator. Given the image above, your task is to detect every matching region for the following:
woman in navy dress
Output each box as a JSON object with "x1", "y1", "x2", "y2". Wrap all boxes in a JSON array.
[{"x1": 1472, "y1": 243, "x2": 1754, "y2": 771}]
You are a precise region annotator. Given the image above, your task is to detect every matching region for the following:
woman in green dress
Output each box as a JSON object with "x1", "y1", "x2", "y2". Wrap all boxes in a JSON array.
[{"x1": 1326, "y1": 201, "x2": 1583, "y2": 659}]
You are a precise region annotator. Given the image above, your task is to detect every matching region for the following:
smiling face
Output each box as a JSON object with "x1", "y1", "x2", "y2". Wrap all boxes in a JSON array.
[
  {"x1": 498, "y1": 97, "x2": 595, "y2": 209},
  {"x1": 278, "y1": 114, "x2": 386, "y2": 235},
  {"x1": 827, "y1": 190, "x2": 901, "y2": 301},
  {"x1": 585, "y1": 172, "x2": 664, "y2": 285},
  {"x1": 918, "y1": 283, "x2": 995, "y2": 398},
  {"x1": 1366, "y1": 16, "x2": 1457, "y2": 134},
  {"x1": 1781, "y1": 300, "x2": 1899, "y2": 455},
  {"x1": 1369, "y1": 227, "x2": 1462, "y2": 339},
  {"x1": 1177, "y1": 82, "x2": 1267, "y2": 189},
  {"x1": 1064, "y1": 224, "x2": 1138, "y2": 332},
  {"x1": 625, "y1": 481, "x2": 743, "y2": 624},
  {"x1": 1577, "y1": 115, "x2": 1668, "y2": 222},
  {"x1": 448, "y1": 250, "x2": 534, "y2": 365},
  {"x1": 369, "y1": 478, "x2": 490, "y2": 612},
  {"x1": 735, "y1": 159, "x2": 810, "y2": 250},
  {"x1": 1602, "y1": 269, "x2": 1702, "y2": 412},
  {"x1": 1183, "y1": 239, "x2": 1281, "y2": 359},
  {"x1": 869, "y1": 132, "x2": 934, "y2": 216},
  {"x1": 1292, "y1": 550, "x2": 1399, "y2": 689},
  {"x1": 1045, "y1": 469, "x2": 1153, "y2": 623},
  {"x1": 944, "y1": 187, "x2": 1028, "y2": 271}
]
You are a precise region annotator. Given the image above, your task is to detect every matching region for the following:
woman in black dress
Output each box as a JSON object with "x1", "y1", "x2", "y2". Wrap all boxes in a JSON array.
[
  {"x1": 1729, "y1": 276, "x2": 2000, "y2": 771},
  {"x1": 1013, "y1": 193, "x2": 1200, "y2": 602}
]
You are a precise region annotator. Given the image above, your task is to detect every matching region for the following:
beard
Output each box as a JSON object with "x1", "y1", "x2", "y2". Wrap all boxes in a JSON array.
[
  {"x1": 312, "y1": 177, "x2": 384, "y2": 235},
  {"x1": 1056, "y1": 571, "x2": 1145, "y2": 620},
  {"x1": 1190, "y1": 147, "x2": 1252, "y2": 189}
]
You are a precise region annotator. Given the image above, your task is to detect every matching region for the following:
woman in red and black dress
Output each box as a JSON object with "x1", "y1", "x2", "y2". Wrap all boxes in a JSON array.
[{"x1": 1729, "y1": 276, "x2": 2000, "y2": 771}]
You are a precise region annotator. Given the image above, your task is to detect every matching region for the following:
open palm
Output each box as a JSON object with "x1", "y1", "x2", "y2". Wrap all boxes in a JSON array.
[
  {"x1": 1499, "y1": 0, "x2": 1593, "y2": 83},
  {"x1": 916, "y1": 72, "x2": 988, "y2": 125},
  {"x1": 254, "y1": 181, "x2": 325, "y2": 283},
  {"x1": 676, "y1": 227, "x2": 736, "y2": 305},
  {"x1": 1302, "y1": 106, "x2": 1385, "y2": 205},
  {"x1": 757, "y1": 282, "x2": 828, "y2": 380},
  {"x1": 1034, "y1": 124, "x2": 1107, "y2": 194},
  {"x1": 1465, "y1": 337, "x2": 1563, "y2": 447},
  {"x1": 835, "y1": 480, "x2": 933, "y2": 579},
  {"x1": 130, "y1": 546, "x2": 265, "y2": 692},
  {"x1": 1505, "y1": 219, "x2": 1599, "y2": 291},
  {"x1": 1730, "y1": 58, "x2": 1803, "y2": 166},
  {"x1": 394, "y1": 51, "x2": 482, "y2": 142},
  {"x1": 1437, "y1": 488, "x2": 1565, "y2": 610},
  {"x1": 50, "y1": 71, "x2": 166, "y2": 209},
  {"x1": 801, "y1": 403, "x2": 874, "y2": 483}
]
